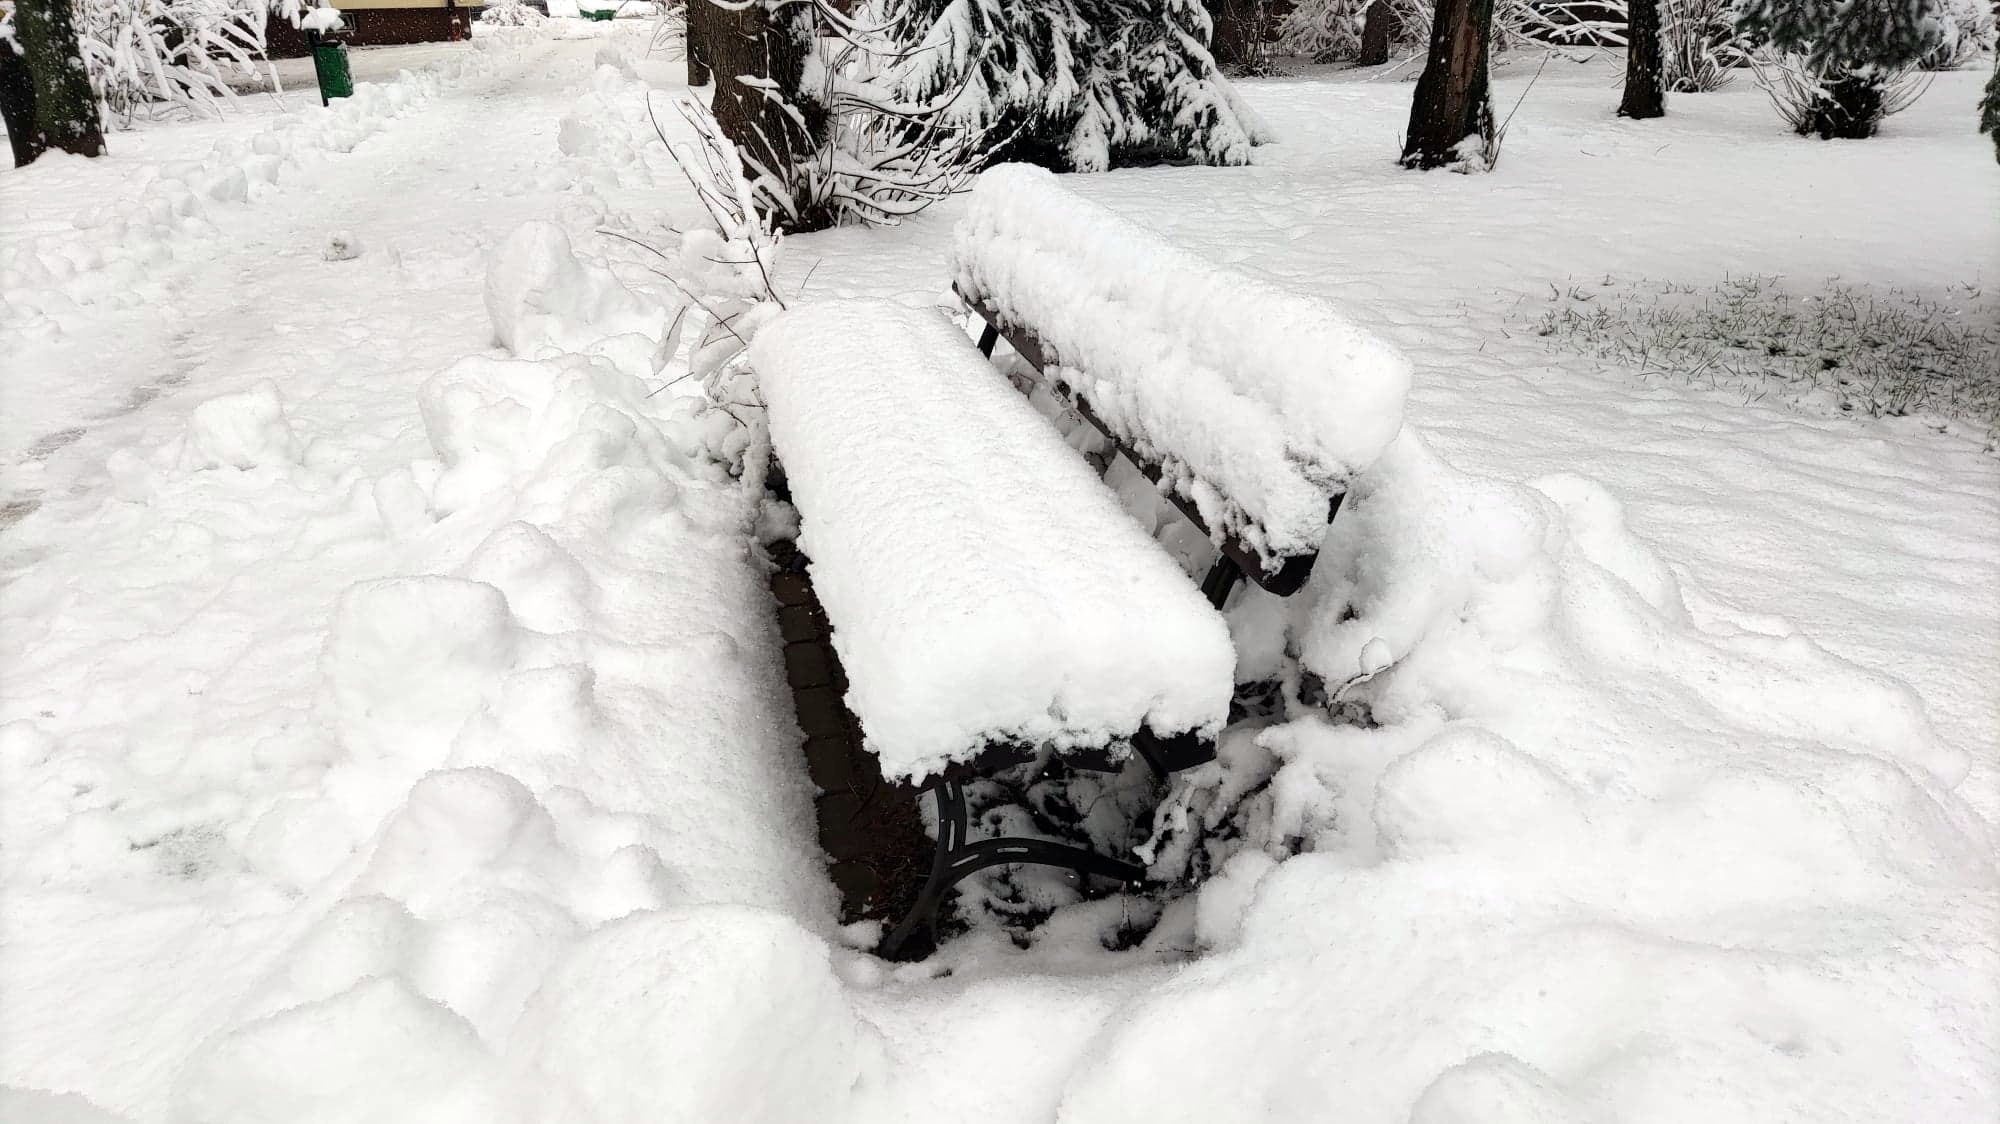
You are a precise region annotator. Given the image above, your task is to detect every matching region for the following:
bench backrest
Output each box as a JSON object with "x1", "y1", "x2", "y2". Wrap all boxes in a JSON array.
[
  {"x1": 950, "y1": 164, "x2": 1411, "y2": 582},
  {"x1": 751, "y1": 299, "x2": 1235, "y2": 783}
]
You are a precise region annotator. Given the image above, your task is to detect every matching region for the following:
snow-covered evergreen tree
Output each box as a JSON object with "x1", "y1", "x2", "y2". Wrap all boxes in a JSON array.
[
  {"x1": 1735, "y1": 0, "x2": 1947, "y2": 70},
  {"x1": 877, "y1": 0, "x2": 1265, "y2": 173},
  {"x1": 1982, "y1": 53, "x2": 2000, "y2": 162}
]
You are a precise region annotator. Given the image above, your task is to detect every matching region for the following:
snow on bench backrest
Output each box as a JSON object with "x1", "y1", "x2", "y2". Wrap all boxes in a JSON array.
[
  {"x1": 751, "y1": 300, "x2": 1235, "y2": 783},
  {"x1": 950, "y1": 163, "x2": 1413, "y2": 573}
]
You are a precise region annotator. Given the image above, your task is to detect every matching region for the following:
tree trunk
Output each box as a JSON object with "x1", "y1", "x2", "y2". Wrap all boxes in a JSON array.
[
  {"x1": 1358, "y1": 0, "x2": 1398, "y2": 66},
  {"x1": 1400, "y1": 0, "x2": 1494, "y2": 169},
  {"x1": 699, "y1": 0, "x2": 833, "y2": 232},
  {"x1": 1617, "y1": 0, "x2": 1665, "y2": 119},
  {"x1": 1, "y1": 38, "x2": 44, "y2": 167},
  {"x1": 1206, "y1": 0, "x2": 1268, "y2": 72},
  {"x1": 13, "y1": 0, "x2": 104, "y2": 160},
  {"x1": 683, "y1": 0, "x2": 718, "y2": 86}
]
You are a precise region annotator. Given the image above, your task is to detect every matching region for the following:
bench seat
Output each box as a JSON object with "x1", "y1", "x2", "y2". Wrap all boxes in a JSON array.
[{"x1": 750, "y1": 299, "x2": 1235, "y2": 786}]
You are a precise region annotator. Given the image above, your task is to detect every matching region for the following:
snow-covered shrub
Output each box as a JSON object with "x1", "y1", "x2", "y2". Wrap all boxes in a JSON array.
[
  {"x1": 1662, "y1": 0, "x2": 1747, "y2": 92},
  {"x1": 1734, "y1": 0, "x2": 1949, "y2": 137},
  {"x1": 1918, "y1": 0, "x2": 1994, "y2": 70},
  {"x1": 1749, "y1": 52, "x2": 1933, "y2": 138},
  {"x1": 1275, "y1": 0, "x2": 1632, "y2": 64},
  {"x1": 874, "y1": 0, "x2": 1267, "y2": 173},
  {"x1": 1528, "y1": 274, "x2": 1999, "y2": 443},
  {"x1": 647, "y1": 0, "x2": 684, "y2": 55},
  {"x1": 644, "y1": 95, "x2": 787, "y2": 420},
  {"x1": 77, "y1": 0, "x2": 323, "y2": 124},
  {"x1": 480, "y1": 0, "x2": 546, "y2": 26},
  {"x1": 1274, "y1": 0, "x2": 1369, "y2": 62}
]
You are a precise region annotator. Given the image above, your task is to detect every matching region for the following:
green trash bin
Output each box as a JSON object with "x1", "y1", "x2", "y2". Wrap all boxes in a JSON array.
[
  {"x1": 581, "y1": 7, "x2": 616, "y2": 19},
  {"x1": 310, "y1": 35, "x2": 354, "y2": 105}
]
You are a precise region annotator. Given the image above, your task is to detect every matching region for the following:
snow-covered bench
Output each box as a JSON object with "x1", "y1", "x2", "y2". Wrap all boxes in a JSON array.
[
  {"x1": 752, "y1": 300, "x2": 1235, "y2": 960},
  {"x1": 951, "y1": 164, "x2": 1412, "y2": 603}
]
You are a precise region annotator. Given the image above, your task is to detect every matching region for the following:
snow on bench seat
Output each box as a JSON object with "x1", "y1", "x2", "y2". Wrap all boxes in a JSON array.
[
  {"x1": 751, "y1": 300, "x2": 1235, "y2": 783},
  {"x1": 950, "y1": 163, "x2": 1413, "y2": 574}
]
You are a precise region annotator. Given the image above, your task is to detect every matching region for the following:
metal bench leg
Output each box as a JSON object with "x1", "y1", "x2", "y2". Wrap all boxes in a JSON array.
[
  {"x1": 875, "y1": 778, "x2": 1147, "y2": 961},
  {"x1": 975, "y1": 323, "x2": 999, "y2": 358},
  {"x1": 877, "y1": 779, "x2": 968, "y2": 961},
  {"x1": 1199, "y1": 553, "x2": 1242, "y2": 610}
]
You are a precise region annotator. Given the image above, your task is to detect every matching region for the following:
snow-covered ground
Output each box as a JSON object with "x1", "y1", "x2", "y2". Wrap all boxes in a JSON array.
[{"x1": 3, "y1": 23, "x2": 1996, "y2": 1124}]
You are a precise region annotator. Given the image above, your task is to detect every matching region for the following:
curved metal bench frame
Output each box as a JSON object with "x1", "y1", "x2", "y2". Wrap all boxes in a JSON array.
[{"x1": 873, "y1": 725, "x2": 1214, "y2": 961}]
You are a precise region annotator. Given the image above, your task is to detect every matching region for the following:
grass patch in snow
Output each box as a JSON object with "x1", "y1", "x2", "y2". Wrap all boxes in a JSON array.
[{"x1": 1526, "y1": 274, "x2": 2000, "y2": 446}]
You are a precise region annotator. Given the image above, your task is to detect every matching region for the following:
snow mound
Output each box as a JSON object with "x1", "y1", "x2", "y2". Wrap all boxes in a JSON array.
[
  {"x1": 751, "y1": 299, "x2": 1235, "y2": 780},
  {"x1": 1060, "y1": 430, "x2": 1997, "y2": 1123},
  {"x1": 511, "y1": 907, "x2": 885, "y2": 1124},
  {"x1": 1300, "y1": 433, "x2": 1970, "y2": 792},
  {"x1": 176, "y1": 976, "x2": 512, "y2": 1124},
  {"x1": 483, "y1": 222, "x2": 674, "y2": 374},
  {"x1": 0, "y1": 1089, "x2": 135, "y2": 1124},
  {"x1": 551, "y1": 62, "x2": 664, "y2": 189},
  {"x1": 162, "y1": 196, "x2": 826, "y2": 1118},
  {"x1": 951, "y1": 163, "x2": 1412, "y2": 572},
  {"x1": 1408, "y1": 1053, "x2": 1588, "y2": 1124},
  {"x1": 322, "y1": 577, "x2": 521, "y2": 765},
  {"x1": 417, "y1": 351, "x2": 702, "y2": 518},
  {"x1": 178, "y1": 381, "x2": 301, "y2": 471}
]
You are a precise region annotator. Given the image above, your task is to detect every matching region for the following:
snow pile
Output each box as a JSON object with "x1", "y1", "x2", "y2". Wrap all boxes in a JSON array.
[
  {"x1": 553, "y1": 60, "x2": 665, "y2": 188},
  {"x1": 140, "y1": 230, "x2": 834, "y2": 1119},
  {"x1": 177, "y1": 381, "x2": 303, "y2": 471},
  {"x1": 751, "y1": 299, "x2": 1235, "y2": 780},
  {"x1": 951, "y1": 163, "x2": 1412, "y2": 573},
  {"x1": 509, "y1": 907, "x2": 885, "y2": 1123},
  {"x1": 0, "y1": 28, "x2": 545, "y2": 334},
  {"x1": 1062, "y1": 429, "x2": 1996, "y2": 1122},
  {"x1": 480, "y1": 0, "x2": 547, "y2": 26},
  {"x1": 483, "y1": 221, "x2": 675, "y2": 374}
]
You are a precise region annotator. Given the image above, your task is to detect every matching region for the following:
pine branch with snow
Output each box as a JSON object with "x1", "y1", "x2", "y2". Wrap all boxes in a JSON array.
[
  {"x1": 874, "y1": 0, "x2": 1265, "y2": 172},
  {"x1": 1734, "y1": 0, "x2": 1948, "y2": 71}
]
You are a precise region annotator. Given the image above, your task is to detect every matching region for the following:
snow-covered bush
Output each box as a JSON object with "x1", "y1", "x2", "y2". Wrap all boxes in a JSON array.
[
  {"x1": 647, "y1": 0, "x2": 684, "y2": 54},
  {"x1": 1748, "y1": 52, "x2": 1933, "y2": 138},
  {"x1": 1275, "y1": 0, "x2": 1633, "y2": 64},
  {"x1": 1918, "y1": 0, "x2": 1994, "y2": 70},
  {"x1": 1662, "y1": 0, "x2": 1746, "y2": 92},
  {"x1": 77, "y1": 0, "x2": 324, "y2": 124},
  {"x1": 645, "y1": 95, "x2": 787, "y2": 412},
  {"x1": 1734, "y1": 0, "x2": 1951, "y2": 137},
  {"x1": 1274, "y1": 0, "x2": 1370, "y2": 62}
]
